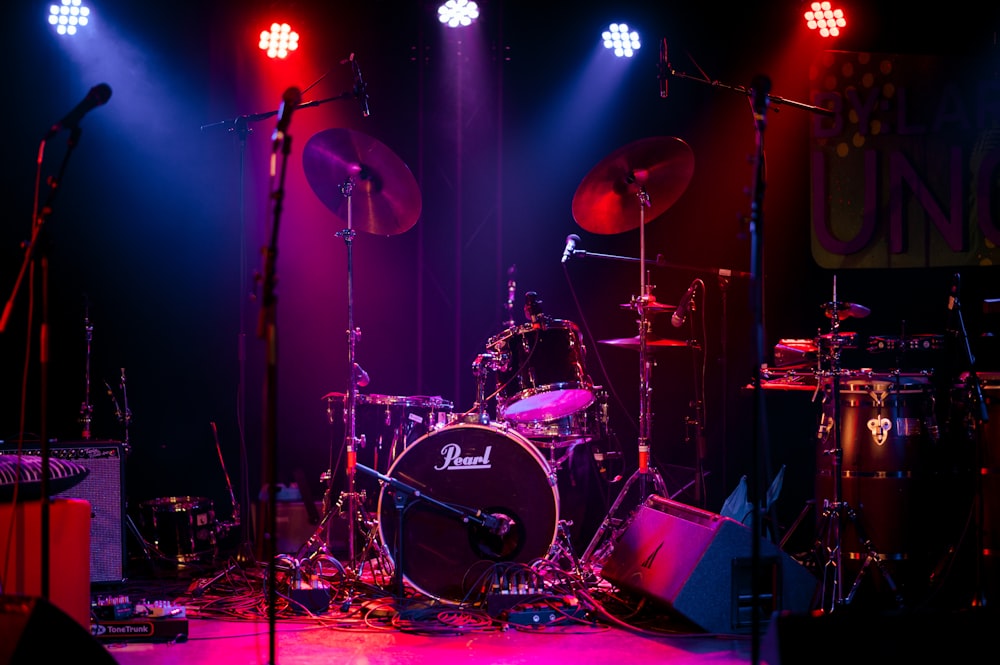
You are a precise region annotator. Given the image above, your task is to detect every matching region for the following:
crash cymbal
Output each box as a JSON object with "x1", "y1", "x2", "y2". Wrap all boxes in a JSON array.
[
  {"x1": 598, "y1": 334, "x2": 690, "y2": 350},
  {"x1": 302, "y1": 128, "x2": 422, "y2": 236},
  {"x1": 572, "y1": 136, "x2": 694, "y2": 234},
  {"x1": 822, "y1": 301, "x2": 871, "y2": 320}
]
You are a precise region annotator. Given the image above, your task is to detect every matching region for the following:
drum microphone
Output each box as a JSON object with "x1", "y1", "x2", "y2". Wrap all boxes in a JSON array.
[
  {"x1": 671, "y1": 279, "x2": 699, "y2": 328},
  {"x1": 343, "y1": 53, "x2": 370, "y2": 118},
  {"x1": 561, "y1": 234, "x2": 580, "y2": 263}
]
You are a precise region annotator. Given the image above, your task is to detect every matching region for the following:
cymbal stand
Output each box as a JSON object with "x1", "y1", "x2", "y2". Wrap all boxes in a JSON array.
[
  {"x1": 332, "y1": 176, "x2": 369, "y2": 575},
  {"x1": 813, "y1": 276, "x2": 901, "y2": 611},
  {"x1": 580, "y1": 185, "x2": 668, "y2": 572}
]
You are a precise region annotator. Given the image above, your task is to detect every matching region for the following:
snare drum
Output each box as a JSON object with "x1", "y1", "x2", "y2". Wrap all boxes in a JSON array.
[
  {"x1": 139, "y1": 496, "x2": 218, "y2": 564},
  {"x1": 486, "y1": 318, "x2": 595, "y2": 423},
  {"x1": 509, "y1": 389, "x2": 609, "y2": 448}
]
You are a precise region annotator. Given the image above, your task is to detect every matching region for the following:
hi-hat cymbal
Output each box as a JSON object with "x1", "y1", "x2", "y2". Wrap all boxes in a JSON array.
[
  {"x1": 302, "y1": 128, "x2": 422, "y2": 236},
  {"x1": 619, "y1": 300, "x2": 676, "y2": 315},
  {"x1": 598, "y1": 334, "x2": 690, "y2": 351},
  {"x1": 572, "y1": 136, "x2": 694, "y2": 234},
  {"x1": 822, "y1": 301, "x2": 871, "y2": 320}
]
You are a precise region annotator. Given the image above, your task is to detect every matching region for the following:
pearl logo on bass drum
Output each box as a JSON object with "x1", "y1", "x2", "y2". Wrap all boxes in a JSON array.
[{"x1": 434, "y1": 443, "x2": 493, "y2": 470}]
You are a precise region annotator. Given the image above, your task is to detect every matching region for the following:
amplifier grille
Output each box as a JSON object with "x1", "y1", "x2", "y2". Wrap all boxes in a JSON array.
[{"x1": 0, "y1": 442, "x2": 126, "y2": 584}]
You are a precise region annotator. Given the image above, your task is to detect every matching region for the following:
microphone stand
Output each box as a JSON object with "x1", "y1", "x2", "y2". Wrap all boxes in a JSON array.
[
  {"x1": 199, "y1": 82, "x2": 360, "y2": 570},
  {"x1": 256, "y1": 99, "x2": 298, "y2": 665},
  {"x1": 949, "y1": 280, "x2": 990, "y2": 607},
  {"x1": 1, "y1": 126, "x2": 85, "y2": 603},
  {"x1": 661, "y1": 52, "x2": 833, "y2": 657}
]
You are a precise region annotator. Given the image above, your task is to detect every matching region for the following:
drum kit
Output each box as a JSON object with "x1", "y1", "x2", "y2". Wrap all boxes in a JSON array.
[{"x1": 249, "y1": 130, "x2": 704, "y2": 603}]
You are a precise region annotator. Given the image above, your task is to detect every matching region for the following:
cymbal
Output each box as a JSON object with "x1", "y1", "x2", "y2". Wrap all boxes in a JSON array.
[
  {"x1": 619, "y1": 299, "x2": 676, "y2": 315},
  {"x1": 302, "y1": 128, "x2": 422, "y2": 236},
  {"x1": 598, "y1": 334, "x2": 690, "y2": 351},
  {"x1": 822, "y1": 301, "x2": 871, "y2": 320},
  {"x1": 572, "y1": 136, "x2": 694, "y2": 234}
]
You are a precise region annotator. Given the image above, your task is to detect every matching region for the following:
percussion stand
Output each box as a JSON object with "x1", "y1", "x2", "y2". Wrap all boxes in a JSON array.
[
  {"x1": 813, "y1": 278, "x2": 901, "y2": 611},
  {"x1": 580, "y1": 186, "x2": 669, "y2": 571}
]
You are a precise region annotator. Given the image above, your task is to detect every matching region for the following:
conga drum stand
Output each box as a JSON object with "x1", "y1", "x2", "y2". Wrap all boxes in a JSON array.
[{"x1": 812, "y1": 277, "x2": 901, "y2": 611}]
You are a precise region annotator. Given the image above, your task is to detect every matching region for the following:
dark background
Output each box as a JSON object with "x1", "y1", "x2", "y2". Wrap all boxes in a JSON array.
[{"x1": 3, "y1": 1, "x2": 998, "y2": 558}]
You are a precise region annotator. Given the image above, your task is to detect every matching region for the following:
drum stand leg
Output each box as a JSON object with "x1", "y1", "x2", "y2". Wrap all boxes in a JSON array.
[
  {"x1": 547, "y1": 520, "x2": 587, "y2": 580},
  {"x1": 579, "y1": 465, "x2": 669, "y2": 573}
]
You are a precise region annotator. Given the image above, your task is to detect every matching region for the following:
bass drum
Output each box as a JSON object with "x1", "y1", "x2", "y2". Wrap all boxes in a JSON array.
[{"x1": 377, "y1": 422, "x2": 559, "y2": 603}]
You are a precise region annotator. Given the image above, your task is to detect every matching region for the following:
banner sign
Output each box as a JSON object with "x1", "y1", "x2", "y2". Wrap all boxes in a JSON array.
[{"x1": 810, "y1": 50, "x2": 1000, "y2": 268}]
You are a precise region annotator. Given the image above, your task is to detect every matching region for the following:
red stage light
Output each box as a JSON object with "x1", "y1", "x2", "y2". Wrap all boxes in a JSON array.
[{"x1": 258, "y1": 22, "x2": 300, "y2": 59}]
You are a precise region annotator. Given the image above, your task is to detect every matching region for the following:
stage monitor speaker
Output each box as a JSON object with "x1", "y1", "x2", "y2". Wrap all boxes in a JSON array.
[
  {"x1": 0, "y1": 441, "x2": 126, "y2": 584},
  {"x1": 0, "y1": 594, "x2": 116, "y2": 665},
  {"x1": 601, "y1": 495, "x2": 817, "y2": 634}
]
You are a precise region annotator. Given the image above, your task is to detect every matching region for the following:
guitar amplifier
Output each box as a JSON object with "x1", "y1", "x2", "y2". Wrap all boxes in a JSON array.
[{"x1": 0, "y1": 441, "x2": 127, "y2": 584}]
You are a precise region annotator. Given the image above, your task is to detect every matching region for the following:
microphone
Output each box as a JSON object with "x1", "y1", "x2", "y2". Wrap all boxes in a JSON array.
[
  {"x1": 561, "y1": 234, "x2": 580, "y2": 263},
  {"x1": 671, "y1": 280, "x2": 699, "y2": 328},
  {"x1": 44, "y1": 83, "x2": 112, "y2": 139},
  {"x1": 947, "y1": 272, "x2": 960, "y2": 311},
  {"x1": 346, "y1": 53, "x2": 370, "y2": 118},
  {"x1": 353, "y1": 362, "x2": 371, "y2": 388},
  {"x1": 273, "y1": 86, "x2": 301, "y2": 144},
  {"x1": 659, "y1": 38, "x2": 668, "y2": 99}
]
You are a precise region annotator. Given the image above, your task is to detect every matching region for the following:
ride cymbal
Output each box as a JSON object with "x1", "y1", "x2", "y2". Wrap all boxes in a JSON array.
[
  {"x1": 303, "y1": 128, "x2": 422, "y2": 236},
  {"x1": 572, "y1": 136, "x2": 694, "y2": 234}
]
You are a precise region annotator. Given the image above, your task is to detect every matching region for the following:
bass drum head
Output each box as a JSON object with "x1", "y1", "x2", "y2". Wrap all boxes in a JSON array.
[{"x1": 377, "y1": 422, "x2": 559, "y2": 603}]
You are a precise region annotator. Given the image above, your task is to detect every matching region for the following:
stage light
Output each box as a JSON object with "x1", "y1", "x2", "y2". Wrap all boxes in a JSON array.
[
  {"x1": 601, "y1": 23, "x2": 641, "y2": 58},
  {"x1": 803, "y1": 1, "x2": 846, "y2": 38},
  {"x1": 259, "y1": 22, "x2": 300, "y2": 59},
  {"x1": 48, "y1": 0, "x2": 91, "y2": 36},
  {"x1": 438, "y1": 0, "x2": 480, "y2": 28}
]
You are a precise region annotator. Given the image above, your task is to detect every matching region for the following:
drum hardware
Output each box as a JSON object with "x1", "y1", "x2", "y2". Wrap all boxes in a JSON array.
[
  {"x1": 569, "y1": 137, "x2": 694, "y2": 573},
  {"x1": 811, "y1": 278, "x2": 902, "y2": 612},
  {"x1": 573, "y1": 154, "x2": 694, "y2": 567},
  {"x1": 300, "y1": 127, "x2": 422, "y2": 579}
]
